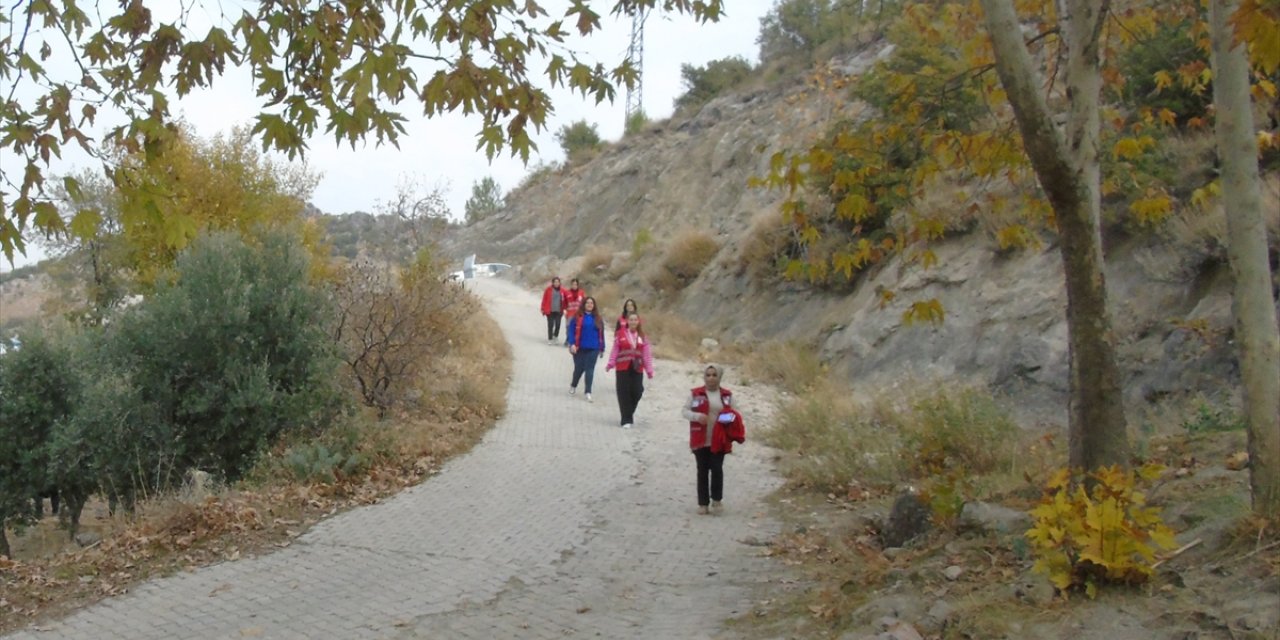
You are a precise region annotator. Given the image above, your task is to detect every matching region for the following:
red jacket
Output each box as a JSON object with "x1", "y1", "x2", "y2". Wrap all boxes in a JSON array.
[
  {"x1": 685, "y1": 386, "x2": 745, "y2": 453},
  {"x1": 540, "y1": 283, "x2": 563, "y2": 315}
]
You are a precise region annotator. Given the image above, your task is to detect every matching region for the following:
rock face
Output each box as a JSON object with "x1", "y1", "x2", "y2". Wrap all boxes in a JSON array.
[{"x1": 445, "y1": 44, "x2": 1268, "y2": 424}]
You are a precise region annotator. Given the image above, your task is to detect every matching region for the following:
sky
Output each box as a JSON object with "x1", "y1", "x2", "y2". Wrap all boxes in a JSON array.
[{"x1": 1, "y1": 1, "x2": 773, "y2": 271}]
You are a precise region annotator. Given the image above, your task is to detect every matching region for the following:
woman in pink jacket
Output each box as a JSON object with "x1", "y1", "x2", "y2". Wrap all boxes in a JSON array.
[
  {"x1": 680, "y1": 365, "x2": 745, "y2": 515},
  {"x1": 604, "y1": 312, "x2": 654, "y2": 429}
]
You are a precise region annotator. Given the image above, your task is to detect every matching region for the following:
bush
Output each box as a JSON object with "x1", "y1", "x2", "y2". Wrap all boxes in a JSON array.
[
  {"x1": 674, "y1": 56, "x2": 754, "y2": 113},
  {"x1": 332, "y1": 250, "x2": 476, "y2": 417},
  {"x1": 110, "y1": 230, "x2": 345, "y2": 482},
  {"x1": 1114, "y1": 20, "x2": 1211, "y2": 126},
  {"x1": 743, "y1": 340, "x2": 825, "y2": 394},
  {"x1": 765, "y1": 379, "x2": 903, "y2": 490},
  {"x1": 625, "y1": 110, "x2": 649, "y2": 136},
  {"x1": 649, "y1": 229, "x2": 719, "y2": 292},
  {"x1": 0, "y1": 327, "x2": 76, "y2": 555},
  {"x1": 555, "y1": 120, "x2": 603, "y2": 164},
  {"x1": 1027, "y1": 465, "x2": 1177, "y2": 598},
  {"x1": 1181, "y1": 401, "x2": 1245, "y2": 433},
  {"x1": 580, "y1": 245, "x2": 614, "y2": 276},
  {"x1": 898, "y1": 385, "x2": 1018, "y2": 477}
]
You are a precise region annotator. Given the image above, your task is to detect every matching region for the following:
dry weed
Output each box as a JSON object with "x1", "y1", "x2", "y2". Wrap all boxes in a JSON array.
[
  {"x1": 648, "y1": 229, "x2": 719, "y2": 293},
  {"x1": 642, "y1": 310, "x2": 704, "y2": 360},
  {"x1": 742, "y1": 339, "x2": 825, "y2": 394},
  {"x1": 580, "y1": 245, "x2": 614, "y2": 277}
]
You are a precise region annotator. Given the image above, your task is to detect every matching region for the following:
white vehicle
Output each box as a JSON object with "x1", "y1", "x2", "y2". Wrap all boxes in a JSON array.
[{"x1": 450, "y1": 256, "x2": 511, "y2": 280}]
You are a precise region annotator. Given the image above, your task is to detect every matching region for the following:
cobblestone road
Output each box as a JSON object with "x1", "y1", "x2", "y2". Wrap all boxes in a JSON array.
[{"x1": 5, "y1": 277, "x2": 786, "y2": 640}]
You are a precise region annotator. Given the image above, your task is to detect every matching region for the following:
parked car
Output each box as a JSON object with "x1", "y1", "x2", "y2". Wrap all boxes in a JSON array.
[{"x1": 449, "y1": 262, "x2": 511, "y2": 281}]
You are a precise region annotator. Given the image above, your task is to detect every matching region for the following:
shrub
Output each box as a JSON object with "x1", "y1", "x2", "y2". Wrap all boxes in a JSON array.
[
  {"x1": 765, "y1": 379, "x2": 903, "y2": 490},
  {"x1": 631, "y1": 228, "x2": 654, "y2": 258},
  {"x1": 555, "y1": 120, "x2": 603, "y2": 164},
  {"x1": 641, "y1": 310, "x2": 703, "y2": 361},
  {"x1": 0, "y1": 327, "x2": 76, "y2": 556},
  {"x1": 1026, "y1": 465, "x2": 1177, "y2": 599},
  {"x1": 110, "y1": 230, "x2": 345, "y2": 482},
  {"x1": 332, "y1": 250, "x2": 476, "y2": 417},
  {"x1": 650, "y1": 229, "x2": 719, "y2": 292},
  {"x1": 1180, "y1": 401, "x2": 1245, "y2": 433},
  {"x1": 625, "y1": 110, "x2": 649, "y2": 136},
  {"x1": 743, "y1": 340, "x2": 824, "y2": 395},
  {"x1": 1114, "y1": 20, "x2": 1211, "y2": 126},
  {"x1": 580, "y1": 245, "x2": 614, "y2": 276},
  {"x1": 897, "y1": 385, "x2": 1018, "y2": 478},
  {"x1": 674, "y1": 56, "x2": 754, "y2": 113}
]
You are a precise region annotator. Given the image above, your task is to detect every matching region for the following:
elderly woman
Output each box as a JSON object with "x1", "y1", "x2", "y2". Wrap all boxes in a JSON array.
[{"x1": 680, "y1": 365, "x2": 746, "y2": 515}]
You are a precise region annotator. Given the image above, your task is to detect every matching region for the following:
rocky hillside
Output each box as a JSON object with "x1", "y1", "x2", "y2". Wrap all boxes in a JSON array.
[{"x1": 443, "y1": 44, "x2": 1278, "y2": 427}]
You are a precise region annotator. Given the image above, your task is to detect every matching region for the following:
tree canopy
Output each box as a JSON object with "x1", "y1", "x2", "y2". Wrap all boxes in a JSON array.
[{"x1": 0, "y1": 0, "x2": 725, "y2": 263}]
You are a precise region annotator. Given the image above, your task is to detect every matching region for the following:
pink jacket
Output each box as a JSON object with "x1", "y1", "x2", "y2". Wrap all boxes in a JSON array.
[{"x1": 605, "y1": 328, "x2": 654, "y2": 377}]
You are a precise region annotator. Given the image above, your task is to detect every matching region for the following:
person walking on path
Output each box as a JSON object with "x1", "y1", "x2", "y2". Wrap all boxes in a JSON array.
[
  {"x1": 567, "y1": 296, "x2": 605, "y2": 402},
  {"x1": 681, "y1": 365, "x2": 746, "y2": 515},
  {"x1": 539, "y1": 277, "x2": 565, "y2": 344},
  {"x1": 561, "y1": 279, "x2": 585, "y2": 345},
  {"x1": 615, "y1": 298, "x2": 639, "y2": 331},
  {"x1": 604, "y1": 312, "x2": 654, "y2": 429}
]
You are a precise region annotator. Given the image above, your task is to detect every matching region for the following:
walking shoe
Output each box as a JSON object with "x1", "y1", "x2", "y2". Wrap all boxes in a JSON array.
[
  {"x1": 585, "y1": 393, "x2": 593, "y2": 403},
  {"x1": 697, "y1": 506, "x2": 710, "y2": 515},
  {"x1": 548, "y1": 338, "x2": 554, "y2": 344},
  {"x1": 711, "y1": 500, "x2": 723, "y2": 514},
  {"x1": 569, "y1": 387, "x2": 576, "y2": 395},
  {"x1": 621, "y1": 423, "x2": 633, "y2": 429}
]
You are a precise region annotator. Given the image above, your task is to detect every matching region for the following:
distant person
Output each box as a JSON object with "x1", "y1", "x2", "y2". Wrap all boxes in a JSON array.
[
  {"x1": 566, "y1": 296, "x2": 605, "y2": 402},
  {"x1": 562, "y1": 278, "x2": 585, "y2": 345},
  {"x1": 615, "y1": 298, "x2": 639, "y2": 331},
  {"x1": 540, "y1": 277, "x2": 565, "y2": 344},
  {"x1": 681, "y1": 365, "x2": 745, "y2": 515},
  {"x1": 604, "y1": 312, "x2": 654, "y2": 429}
]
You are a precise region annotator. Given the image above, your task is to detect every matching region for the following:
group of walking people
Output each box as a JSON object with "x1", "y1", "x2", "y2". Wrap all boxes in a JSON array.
[{"x1": 539, "y1": 277, "x2": 746, "y2": 515}]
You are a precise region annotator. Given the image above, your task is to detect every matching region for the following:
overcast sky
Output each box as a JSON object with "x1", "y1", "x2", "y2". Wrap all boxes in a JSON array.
[{"x1": 2, "y1": 2, "x2": 772, "y2": 271}]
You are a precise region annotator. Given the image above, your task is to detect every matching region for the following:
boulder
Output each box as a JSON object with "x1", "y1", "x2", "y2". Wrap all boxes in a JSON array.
[
  {"x1": 958, "y1": 501, "x2": 1032, "y2": 535},
  {"x1": 880, "y1": 493, "x2": 932, "y2": 548}
]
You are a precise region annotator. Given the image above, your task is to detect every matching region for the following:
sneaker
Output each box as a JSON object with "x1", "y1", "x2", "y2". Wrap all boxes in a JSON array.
[
  {"x1": 621, "y1": 423, "x2": 633, "y2": 429},
  {"x1": 548, "y1": 338, "x2": 554, "y2": 344},
  {"x1": 586, "y1": 393, "x2": 593, "y2": 403},
  {"x1": 697, "y1": 506, "x2": 710, "y2": 515},
  {"x1": 569, "y1": 387, "x2": 576, "y2": 395},
  {"x1": 711, "y1": 500, "x2": 723, "y2": 514}
]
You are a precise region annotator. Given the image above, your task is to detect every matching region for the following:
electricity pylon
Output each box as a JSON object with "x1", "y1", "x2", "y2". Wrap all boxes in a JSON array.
[{"x1": 624, "y1": 8, "x2": 647, "y2": 127}]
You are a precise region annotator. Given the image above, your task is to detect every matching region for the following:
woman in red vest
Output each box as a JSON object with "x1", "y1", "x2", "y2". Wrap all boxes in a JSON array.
[
  {"x1": 604, "y1": 312, "x2": 654, "y2": 429},
  {"x1": 539, "y1": 277, "x2": 564, "y2": 344},
  {"x1": 680, "y1": 365, "x2": 746, "y2": 515},
  {"x1": 560, "y1": 278, "x2": 585, "y2": 345}
]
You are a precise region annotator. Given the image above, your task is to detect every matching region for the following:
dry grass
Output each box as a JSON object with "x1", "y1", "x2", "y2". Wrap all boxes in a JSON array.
[
  {"x1": 742, "y1": 339, "x2": 825, "y2": 394},
  {"x1": 648, "y1": 228, "x2": 719, "y2": 293},
  {"x1": 642, "y1": 309, "x2": 704, "y2": 360},
  {"x1": 736, "y1": 210, "x2": 793, "y2": 281},
  {"x1": 579, "y1": 245, "x2": 614, "y2": 277}
]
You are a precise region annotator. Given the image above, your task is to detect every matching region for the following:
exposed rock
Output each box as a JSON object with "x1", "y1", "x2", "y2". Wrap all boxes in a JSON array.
[
  {"x1": 880, "y1": 493, "x2": 932, "y2": 549},
  {"x1": 919, "y1": 599, "x2": 955, "y2": 635},
  {"x1": 942, "y1": 565, "x2": 964, "y2": 581},
  {"x1": 74, "y1": 530, "x2": 103, "y2": 547},
  {"x1": 958, "y1": 501, "x2": 1033, "y2": 535}
]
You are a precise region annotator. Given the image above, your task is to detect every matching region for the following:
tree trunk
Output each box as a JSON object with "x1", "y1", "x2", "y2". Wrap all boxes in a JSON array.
[
  {"x1": 978, "y1": 0, "x2": 1129, "y2": 471},
  {"x1": 1210, "y1": 0, "x2": 1280, "y2": 518}
]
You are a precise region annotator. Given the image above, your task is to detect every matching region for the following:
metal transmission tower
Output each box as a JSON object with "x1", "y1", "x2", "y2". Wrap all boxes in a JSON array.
[{"x1": 624, "y1": 8, "x2": 647, "y2": 127}]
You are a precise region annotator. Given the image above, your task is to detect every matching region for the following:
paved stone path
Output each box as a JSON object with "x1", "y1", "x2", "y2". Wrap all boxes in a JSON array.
[{"x1": 6, "y1": 277, "x2": 785, "y2": 640}]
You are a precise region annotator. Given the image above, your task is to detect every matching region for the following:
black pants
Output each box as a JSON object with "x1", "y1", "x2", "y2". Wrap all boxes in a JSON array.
[
  {"x1": 693, "y1": 447, "x2": 725, "y2": 506},
  {"x1": 546, "y1": 312, "x2": 562, "y2": 340},
  {"x1": 615, "y1": 368, "x2": 645, "y2": 425}
]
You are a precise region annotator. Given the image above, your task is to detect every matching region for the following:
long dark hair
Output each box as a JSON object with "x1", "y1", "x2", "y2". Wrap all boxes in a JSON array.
[
  {"x1": 616, "y1": 298, "x2": 638, "y2": 330},
  {"x1": 578, "y1": 296, "x2": 605, "y2": 335}
]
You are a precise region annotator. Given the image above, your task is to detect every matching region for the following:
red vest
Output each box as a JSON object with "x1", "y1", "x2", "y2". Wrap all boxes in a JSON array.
[
  {"x1": 563, "y1": 289, "x2": 584, "y2": 317},
  {"x1": 688, "y1": 386, "x2": 745, "y2": 453},
  {"x1": 614, "y1": 330, "x2": 644, "y2": 371}
]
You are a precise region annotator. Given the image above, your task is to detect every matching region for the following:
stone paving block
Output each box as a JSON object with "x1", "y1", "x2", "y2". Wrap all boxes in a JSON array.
[{"x1": 3, "y1": 278, "x2": 789, "y2": 640}]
